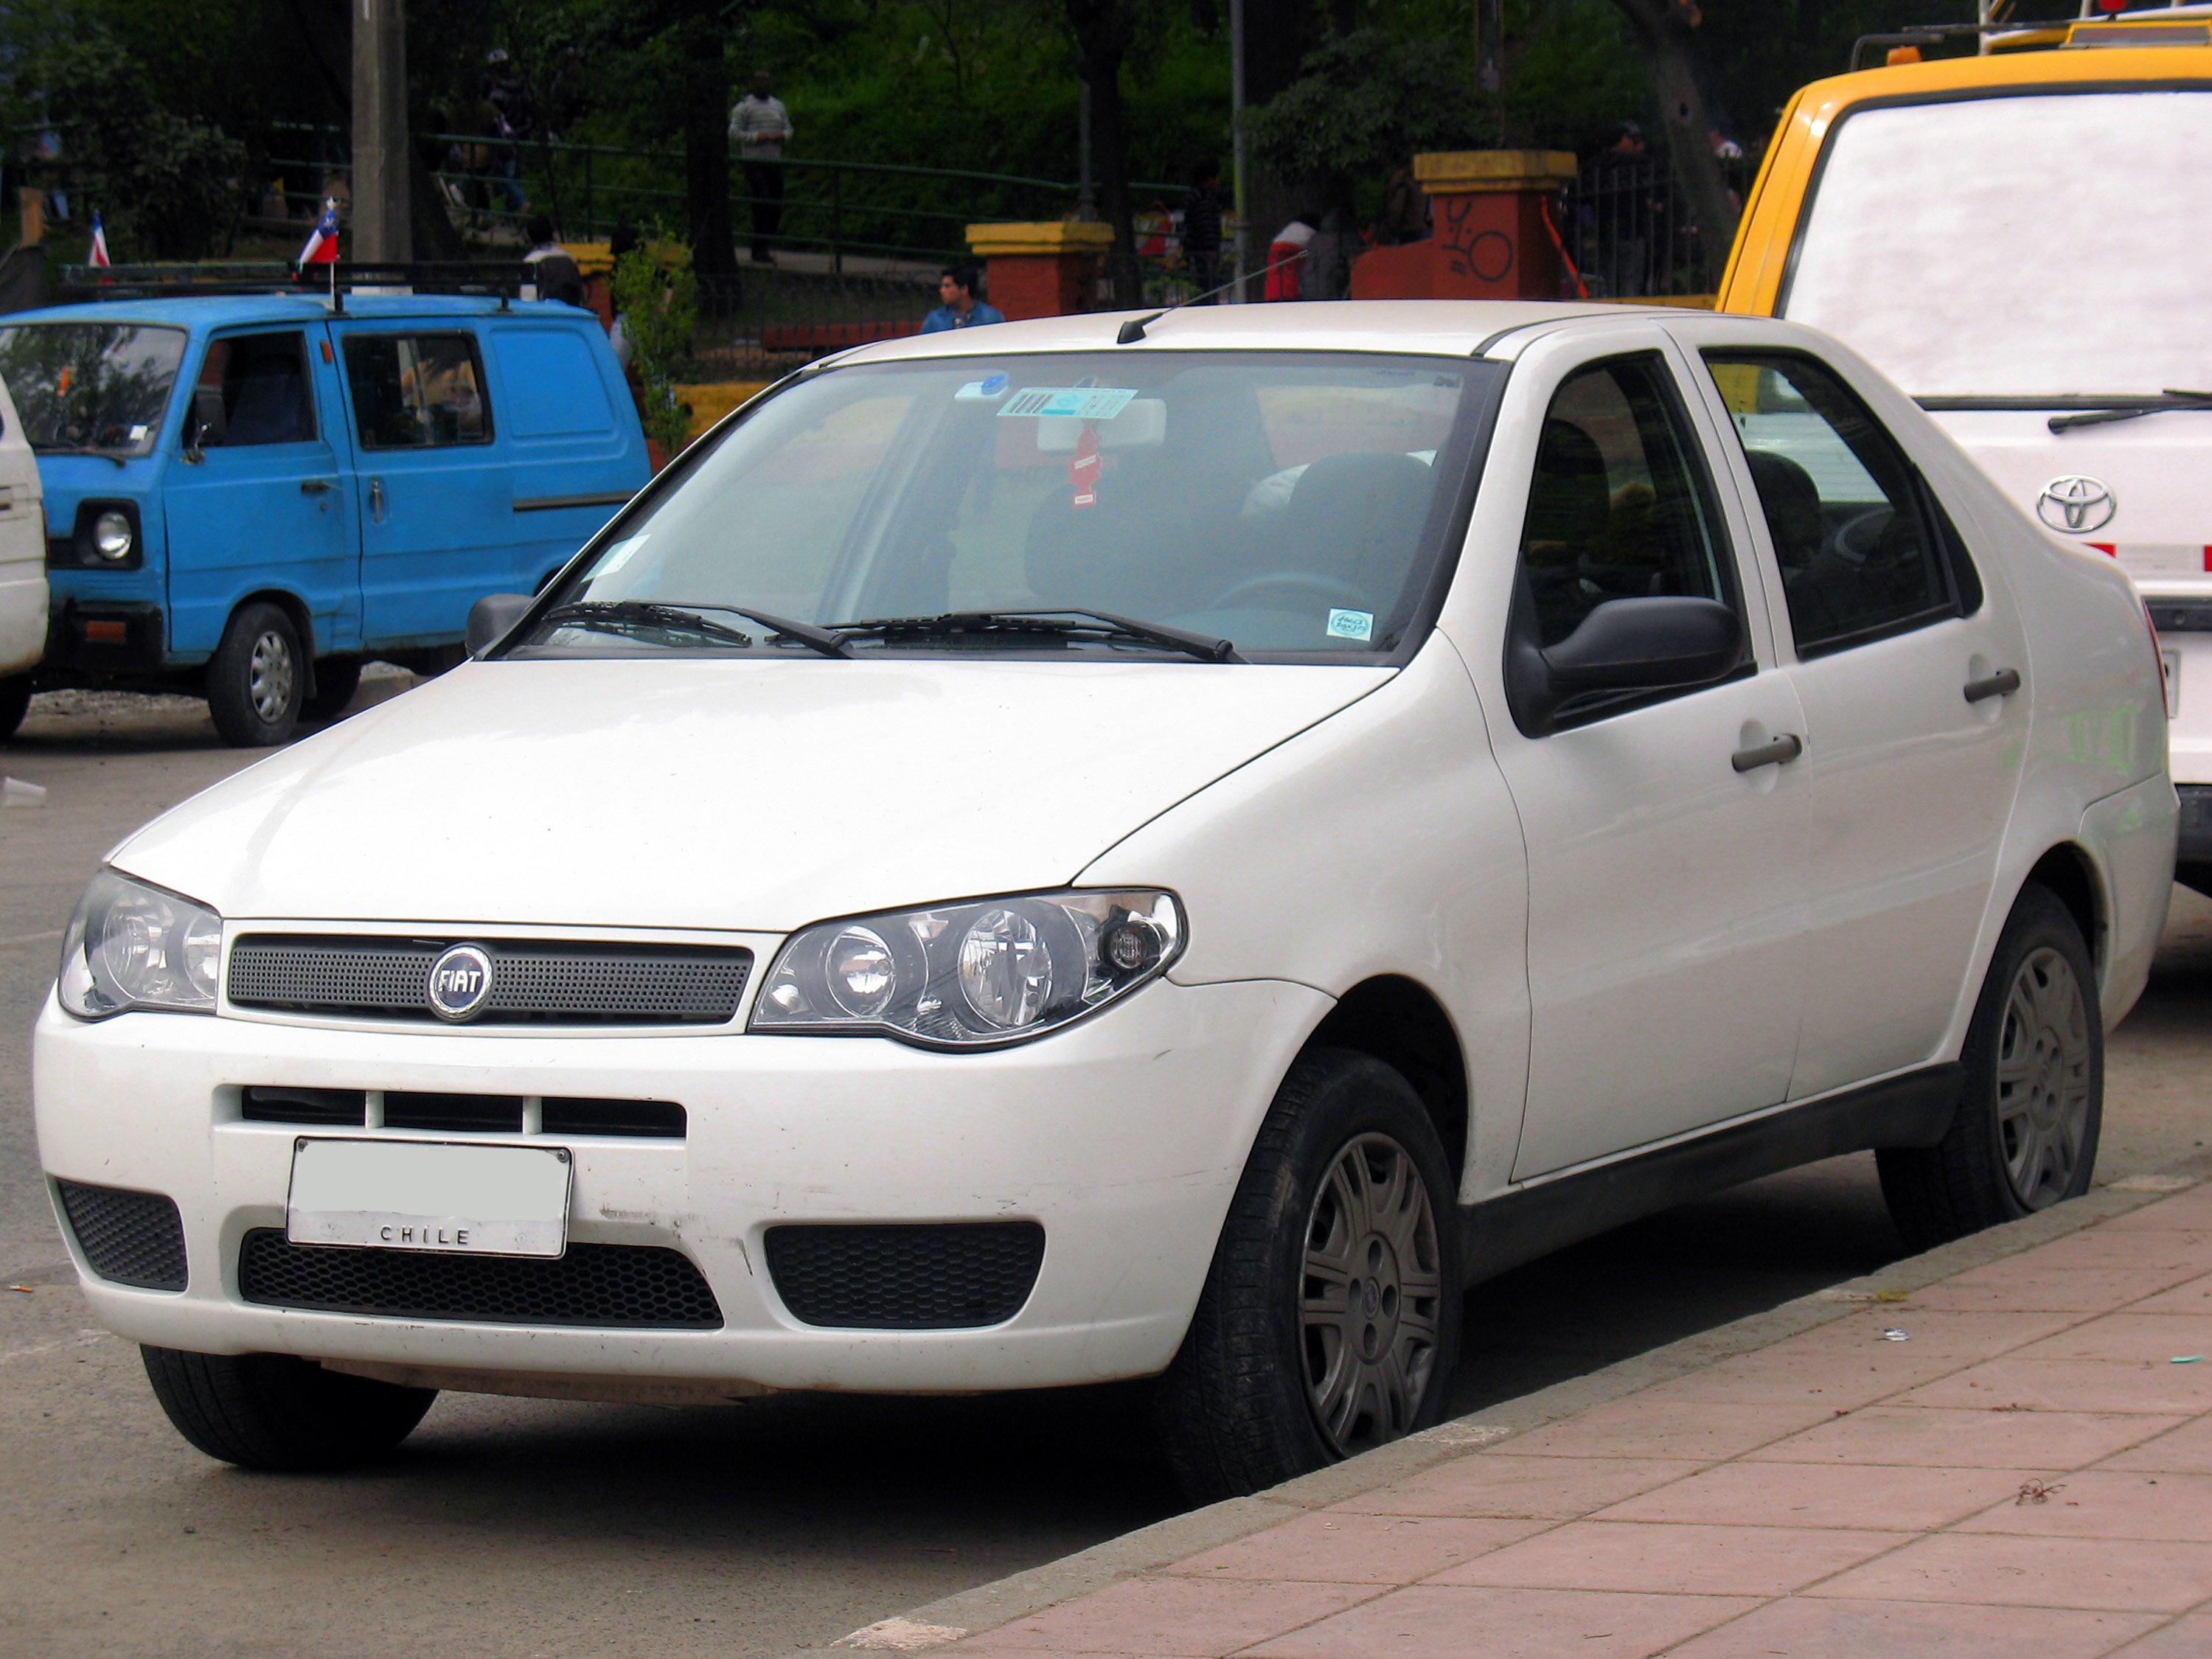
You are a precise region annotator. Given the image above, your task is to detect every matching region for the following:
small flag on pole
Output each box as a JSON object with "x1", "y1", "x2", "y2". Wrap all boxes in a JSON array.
[
  {"x1": 297, "y1": 198, "x2": 341, "y2": 265},
  {"x1": 87, "y1": 212, "x2": 111, "y2": 268}
]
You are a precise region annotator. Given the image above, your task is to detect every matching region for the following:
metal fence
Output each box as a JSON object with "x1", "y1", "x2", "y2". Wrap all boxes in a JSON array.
[
  {"x1": 1556, "y1": 154, "x2": 1756, "y2": 299},
  {"x1": 688, "y1": 265, "x2": 942, "y2": 380}
]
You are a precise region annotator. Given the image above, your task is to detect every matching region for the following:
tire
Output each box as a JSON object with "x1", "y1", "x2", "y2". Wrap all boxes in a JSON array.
[
  {"x1": 0, "y1": 674, "x2": 29, "y2": 742},
  {"x1": 141, "y1": 1346, "x2": 436, "y2": 1471},
  {"x1": 205, "y1": 602, "x2": 304, "y2": 746},
  {"x1": 1156, "y1": 1048, "x2": 1463, "y2": 1503},
  {"x1": 300, "y1": 655, "x2": 363, "y2": 723},
  {"x1": 1879, "y1": 883, "x2": 2103, "y2": 1253}
]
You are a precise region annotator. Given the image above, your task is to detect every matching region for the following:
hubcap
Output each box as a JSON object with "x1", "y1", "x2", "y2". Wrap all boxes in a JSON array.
[
  {"x1": 1997, "y1": 945, "x2": 2092, "y2": 1210},
  {"x1": 1300, "y1": 1133, "x2": 1442, "y2": 1456},
  {"x1": 247, "y1": 629, "x2": 296, "y2": 723}
]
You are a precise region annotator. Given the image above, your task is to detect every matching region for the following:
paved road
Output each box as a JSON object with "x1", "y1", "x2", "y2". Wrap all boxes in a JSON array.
[{"x1": 3, "y1": 685, "x2": 2207, "y2": 1659}]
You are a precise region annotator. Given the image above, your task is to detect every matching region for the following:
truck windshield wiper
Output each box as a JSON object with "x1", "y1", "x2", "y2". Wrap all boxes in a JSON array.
[
  {"x1": 2049, "y1": 390, "x2": 2212, "y2": 432},
  {"x1": 539, "y1": 600, "x2": 849, "y2": 658},
  {"x1": 828, "y1": 610, "x2": 1241, "y2": 664}
]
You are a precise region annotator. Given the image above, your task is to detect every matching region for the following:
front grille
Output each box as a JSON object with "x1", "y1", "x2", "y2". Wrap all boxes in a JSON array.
[
  {"x1": 243, "y1": 1086, "x2": 367, "y2": 1126},
  {"x1": 55, "y1": 1180, "x2": 188, "y2": 1290},
  {"x1": 227, "y1": 936, "x2": 753, "y2": 1025},
  {"x1": 238, "y1": 1231, "x2": 722, "y2": 1328},
  {"x1": 765, "y1": 1222, "x2": 1045, "y2": 1329},
  {"x1": 384, "y1": 1091, "x2": 524, "y2": 1133}
]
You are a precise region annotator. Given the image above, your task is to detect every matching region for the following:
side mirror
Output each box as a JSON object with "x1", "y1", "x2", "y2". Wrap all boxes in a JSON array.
[
  {"x1": 466, "y1": 593, "x2": 535, "y2": 658},
  {"x1": 1509, "y1": 596, "x2": 1743, "y2": 734}
]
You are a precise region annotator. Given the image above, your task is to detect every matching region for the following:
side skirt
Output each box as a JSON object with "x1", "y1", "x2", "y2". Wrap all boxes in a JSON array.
[{"x1": 1457, "y1": 1063, "x2": 1961, "y2": 1284}]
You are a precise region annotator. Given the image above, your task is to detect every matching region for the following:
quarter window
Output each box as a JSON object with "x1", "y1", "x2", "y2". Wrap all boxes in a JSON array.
[
  {"x1": 189, "y1": 332, "x2": 316, "y2": 448},
  {"x1": 1705, "y1": 352, "x2": 1965, "y2": 656},
  {"x1": 344, "y1": 333, "x2": 493, "y2": 450}
]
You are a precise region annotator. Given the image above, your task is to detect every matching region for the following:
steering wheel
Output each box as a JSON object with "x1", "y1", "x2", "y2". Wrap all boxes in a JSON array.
[
  {"x1": 1831, "y1": 505, "x2": 1893, "y2": 565},
  {"x1": 1212, "y1": 571, "x2": 1368, "y2": 612}
]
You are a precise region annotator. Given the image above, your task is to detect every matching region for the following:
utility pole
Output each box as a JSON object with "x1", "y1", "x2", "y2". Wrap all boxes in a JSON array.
[
  {"x1": 1078, "y1": 81, "x2": 1096, "y2": 220},
  {"x1": 1229, "y1": 0, "x2": 1247, "y2": 302},
  {"x1": 352, "y1": 0, "x2": 411, "y2": 261}
]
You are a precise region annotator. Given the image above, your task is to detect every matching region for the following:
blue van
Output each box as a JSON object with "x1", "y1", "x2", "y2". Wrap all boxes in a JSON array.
[{"x1": 0, "y1": 292, "x2": 647, "y2": 745}]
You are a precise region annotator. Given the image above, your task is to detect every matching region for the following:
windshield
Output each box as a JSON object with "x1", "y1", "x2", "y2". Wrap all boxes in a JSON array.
[
  {"x1": 0, "y1": 322, "x2": 187, "y2": 456},
  {"x1": 1781, "y1": 91, "x2": 2212, "y2": 401},
  {"x1": 519, "y1": 350, "x2": 1498, "y2": 661}
]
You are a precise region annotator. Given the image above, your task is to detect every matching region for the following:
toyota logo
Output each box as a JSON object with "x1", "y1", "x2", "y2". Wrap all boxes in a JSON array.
[
  {"x1": 2037, "y1": 476, "x2": 2117, "y2": 535},
  {"x1": 426, "y1": 943, "x2": 495, "y2": 1023}
]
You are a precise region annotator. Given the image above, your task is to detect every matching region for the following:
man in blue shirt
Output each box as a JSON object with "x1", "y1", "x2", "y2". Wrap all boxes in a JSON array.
[{"x1": 922, "y1": 265, "x2": 1006, "y2": 332}]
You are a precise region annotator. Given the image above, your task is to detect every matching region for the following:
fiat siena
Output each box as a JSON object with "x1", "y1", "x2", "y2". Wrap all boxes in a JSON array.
[{"x1": 34, "y1": 302, "x2": 2174, "y2": 1500}]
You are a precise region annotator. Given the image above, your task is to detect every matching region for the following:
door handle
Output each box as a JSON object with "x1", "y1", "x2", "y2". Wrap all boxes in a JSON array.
[
  {"x1": 1731, "y1": 733, "x2": 1804, "y2": 773},
  {"x1": 369, "y1": 478, "x2": 386, "y2": 522},
  {"x1": 1964, "y1": 667, "x2": 2021, "y2": 704},
  {"x1": 299, "y1": 477, "x2": 333, "y2": 494}
]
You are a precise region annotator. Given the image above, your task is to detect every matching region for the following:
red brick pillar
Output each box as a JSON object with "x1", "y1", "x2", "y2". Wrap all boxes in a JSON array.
[
  {"x1": 1349, "y1": 152, "x2": 1579, "y2": 302},
  {"x1": 964, "y1": 222, "x2": 1116, "y2": 320}
]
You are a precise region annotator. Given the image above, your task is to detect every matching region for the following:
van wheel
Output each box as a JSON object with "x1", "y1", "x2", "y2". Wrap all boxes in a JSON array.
[
  {"x1": 206, "y1": 603, "x2": 303, "y2": 746},
  {"x1": 141, "y1": 1346, "x2": 436, "y2": 1471},
  {"x1": 1879, "y1": 884, "x2": 2103, "y2": 1252},
  {"x1": 0, "y1": 675, "x2": 29, "y2": 741},
  {"x1": 301, "y1": 656, "x2": 363, "y2": 723},
  {"x1": 1156, "y1": 1048, "x2": 1462, "y2": 1503}
]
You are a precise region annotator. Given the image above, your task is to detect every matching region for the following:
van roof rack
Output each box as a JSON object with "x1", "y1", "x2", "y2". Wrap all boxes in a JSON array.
[{"x1": 58, "y1": 261, "x2": 538, "y2": 312}]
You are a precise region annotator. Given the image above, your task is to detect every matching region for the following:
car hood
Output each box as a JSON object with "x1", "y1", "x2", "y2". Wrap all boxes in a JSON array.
[{"x1": 113, "y1": 657, "x2": 1390, "y2": 932}]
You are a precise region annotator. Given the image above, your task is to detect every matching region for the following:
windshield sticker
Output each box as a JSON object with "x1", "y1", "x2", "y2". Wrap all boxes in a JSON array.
[
  {"x1": 1070, "y1": 427, "x2": 1102, "y2": 509},
  {"x1": 1326, "y1": 609, "x2": 1374, "y2": 642},
  {"x1": 592, "y1": 533, "x2": 650, "y2": 577},
  {"x1": 955, "y1": 373, "x2": 1010, "y2": 401},
  {"x1": 998, "y1": 386, "x2": 1137, "y2": 421}
]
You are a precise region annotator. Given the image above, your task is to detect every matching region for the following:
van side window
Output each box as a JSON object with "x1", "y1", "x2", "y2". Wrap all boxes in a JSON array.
[
  {"x1": 1705, "y1": 351, "x2": 1966, "y2": 657},
  {"x1": 192, "y1": 332, "x2": 316, "y2": 448},
  {"x1": 344, "y1": 333, "x2": 493, "y2": 450}
]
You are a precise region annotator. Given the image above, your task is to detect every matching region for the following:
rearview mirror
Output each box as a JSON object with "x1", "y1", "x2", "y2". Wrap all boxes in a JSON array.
[
  {"x1": 1509, "y1": 596, "x2": 1743, "y2": 735},
  {"x1": 466, "y1": 593, "x2": 535, "y2": 658}
]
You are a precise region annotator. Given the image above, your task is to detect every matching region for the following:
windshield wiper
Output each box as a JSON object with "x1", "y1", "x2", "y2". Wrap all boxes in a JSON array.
[
  {"x1": 2049, "y1": 390, "x2": 2212, "y2": 432},
  {"x1": 34, "y1": 445, "x2": 131, "y2": 467},
  {"x1": 538, "y1": 600, "x2": 849, "y2": 658},
  {"x1": 829, "y1": 609, "x2": 1240, "y2": 664}
]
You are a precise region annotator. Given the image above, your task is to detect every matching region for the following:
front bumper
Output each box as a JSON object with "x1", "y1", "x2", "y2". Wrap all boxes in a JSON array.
[{"x1": 34, "y1": 975, "x2": 1325, "y2": 1392}]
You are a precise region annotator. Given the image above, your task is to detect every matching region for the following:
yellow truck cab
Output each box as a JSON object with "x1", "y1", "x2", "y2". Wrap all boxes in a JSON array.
[{"x1": 1716, "y1": 5, "x2": 2212, "y2": 886}]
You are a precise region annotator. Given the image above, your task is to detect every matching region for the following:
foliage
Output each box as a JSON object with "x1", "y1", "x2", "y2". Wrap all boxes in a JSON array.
[
  {"x1": 1242, "y1": 29, "x2": 1494, "y2": 192},
  {"x1": 612, "y1": 237, "x2": 698, "y2": 453}
]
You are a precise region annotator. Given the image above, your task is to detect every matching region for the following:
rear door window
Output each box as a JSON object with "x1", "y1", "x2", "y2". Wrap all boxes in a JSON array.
[{"x1": 344, "y1": 333, "x2": 493, "y2": 449}]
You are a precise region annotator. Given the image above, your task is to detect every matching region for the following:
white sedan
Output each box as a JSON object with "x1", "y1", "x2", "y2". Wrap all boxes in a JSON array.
[{"x1": 34, "y1": 302, "x2": 2174, "y2": 1498}]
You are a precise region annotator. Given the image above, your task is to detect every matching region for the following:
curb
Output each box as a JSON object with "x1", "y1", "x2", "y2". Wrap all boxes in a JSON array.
[{"x1": 801, "y1": 1161, "x2": 2209, "y2": 1657}]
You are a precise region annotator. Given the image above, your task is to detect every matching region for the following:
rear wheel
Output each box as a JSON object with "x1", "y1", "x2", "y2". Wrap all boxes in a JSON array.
[
  {"x1": 0, "y1": 675, "x2": 29, "y2": 741},
  {"x1": 205, "y1": 602, "x2": 303, "y2": 746},
  {"x1": 1156, "y1": 1048, "x2": 1462, "y2": 1503},
  {"x1": 1879, "y1": 884, "x2": 2102, "y2": 1251},
  {"x1": 301, "y1": 655, "x2": 363, "y2": 723},
  {"x1": 141, "y1": 1347, "x2": 436, "y2": 1471}
]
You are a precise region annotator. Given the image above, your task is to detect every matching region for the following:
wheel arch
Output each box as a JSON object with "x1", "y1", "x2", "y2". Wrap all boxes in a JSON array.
[
  {"x1": 1304, "y1": 975, "x2": 1470, "y2": 1184},
  {"x1": 223, "y1": 590, "x2": 320, "y2": 694},
  {"x1": 2023, "y1": 840, "x2": 2105, "y2": 981}
]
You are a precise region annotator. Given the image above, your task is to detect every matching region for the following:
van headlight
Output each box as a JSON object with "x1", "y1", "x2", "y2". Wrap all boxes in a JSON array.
[
  {"x1": 56, "y1": 869, "x2": 223, "y2": 1020},
  {"x1": 751, "y1": 889, "x2": 1182, "y2": 1048}
]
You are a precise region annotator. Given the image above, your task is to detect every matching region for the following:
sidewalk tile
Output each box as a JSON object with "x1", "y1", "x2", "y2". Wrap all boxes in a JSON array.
[
  {"x1": 1661, "y1": 1597, "x2": 2160, "y2": 1658},
  {"x1": 1607, "y1": 1351, "x2": 1936, "y2": 1413},
  {"x1": 1164, "y1": 1514, "x2": 1547, "y2": 1585},
  {"x1": 1483, "y1": 1397, "x2": 1835, "y2": 1462},
  {"x1": 1425, "y1": 1520, "x2": 1907, "y2": 1596},
  {"x1": 1593, "y1": 1461, "x2": 2042, "y2": 1530},
  {"x1": 1769, "y1": 1309, "x2": 2079, "y2": 1360},
  {"x1": 2006, "y1": 1313, "x2": 2212, "y2": 1365},
  {"x1": 2098, "y1": 1417, "x2": 2212, "y2": 1474},
  {"x1": 1902, "y1": 1359, "x2": 2212, "y2": 1416},
  {"x1": 966, "y1": 1577, "x2": 1387, "y2": 1655},
  {"x1": 1241, "y1": 1584, "x2": 1759, "y2": 1659},
  {"x1": 1743, "y1": 1406, "x2": 2183, "y2": 1470},
  {"x1": 1905, "y1": 1277, "x2": 2191, "y2": 1315},
  {"x1": 2100, "y1": 1188, "x2": 2212, "y2": 1230},
  {"x1": 2106, "y1": 1613, "x2": 2212, "y2": 1655},
  {"x1": 2132, "y1": 1274, "x2": 2212, "y2": 1315},
  {"x1": 1964, "y1": 1230, "x2": 2212, "y2": 1277},
  {"x1": 1330, "y1": 1455, "x2": 1703, "y2": 1520},
  {"x1": 1804, "y1": 1534, "x2": 2212, "y2": 1613},
  {"x1": 1953, "y1": 1471, "x2": 2212, "y2": 1542}
]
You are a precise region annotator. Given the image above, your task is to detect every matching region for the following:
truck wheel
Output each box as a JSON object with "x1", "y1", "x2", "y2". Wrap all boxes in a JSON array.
[
  {"x1": 206, "y1": 602, "x2": 303, "y2": 746},
  {"x1": 0, "y1": 675, "x2": 29, "y2": 742},
  {"x1": 1879, "y1": 884, "x2": 2103, "y2": 1252},
  {"x1": 1156, "y1": 1048, "x2": 1463, "y2": 1503},
  {"x1": 301, "y1": 656, "x2": 363, "y2": 723},
  {"x1": 141, "y1": 1346, "x2": 436, "y2": 1471}
]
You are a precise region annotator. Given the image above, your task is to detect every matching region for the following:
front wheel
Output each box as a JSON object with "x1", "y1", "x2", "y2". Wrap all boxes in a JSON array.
[
  {"x1": 142, "y1": 1347, "x2": 436, "y2": 1471},
  {"x1": 205, "y1": 602, "x2": 303, "y2": 746},
  {"x1": 1879, "y1": 883, "x2": 2103, "y2": 1252},
  {"x1": 1156, "y1": 1048, "x2": 1462, "y2": 1503}
]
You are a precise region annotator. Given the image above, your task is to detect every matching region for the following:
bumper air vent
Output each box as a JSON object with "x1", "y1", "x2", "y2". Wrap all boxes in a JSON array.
[
  {"x1": 54, "y1": 1180, "x2": 188, "y2": 1291},
  {"x1": 765, "y1": 1222, "x2": 1045, "y2": 1329}
]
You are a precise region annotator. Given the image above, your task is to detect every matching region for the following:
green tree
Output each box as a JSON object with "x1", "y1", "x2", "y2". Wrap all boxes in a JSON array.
[{"x1": 613, "y1": 237, "x2": 699, "y2": 453}]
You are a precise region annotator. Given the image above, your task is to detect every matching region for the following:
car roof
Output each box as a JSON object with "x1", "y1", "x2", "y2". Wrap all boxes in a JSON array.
[{"x1": 0, "y1": 293, "x2": 586, "y2": 332}]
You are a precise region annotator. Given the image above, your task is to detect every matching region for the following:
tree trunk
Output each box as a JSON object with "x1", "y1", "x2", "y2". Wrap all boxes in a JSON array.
[
  {"x1": 1606, "y1": 0, "x2": 1739, "y2": 278},
  {"x1": 1065, "y1": 0, "x2": 1141, "y2": 306},
  {"x1": 678, "y1": 14, "x2": 737, "y2": 279}
]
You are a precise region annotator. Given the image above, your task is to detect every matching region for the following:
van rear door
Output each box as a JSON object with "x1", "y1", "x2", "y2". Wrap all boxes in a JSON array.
[{"x1": 487, "y1": 318, "x2": 647, "y2": 591}]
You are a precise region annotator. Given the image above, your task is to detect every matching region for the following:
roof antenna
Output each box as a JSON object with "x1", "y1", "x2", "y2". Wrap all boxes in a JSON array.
[{"x1": 1113, "y1": 246, "x2": 1304, "y2": 343}]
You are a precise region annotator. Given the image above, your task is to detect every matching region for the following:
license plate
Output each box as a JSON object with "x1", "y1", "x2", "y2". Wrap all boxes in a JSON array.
[
  {"x1": 286, "y1": 1138, "x2": 573, "y2": 1259},
  {"x1": 2163, "y1": 648, "x2": 2181, "y2": 719}
]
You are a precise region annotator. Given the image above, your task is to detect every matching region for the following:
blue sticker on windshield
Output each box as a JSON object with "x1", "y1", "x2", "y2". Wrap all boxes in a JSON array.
[
  {"x1": 956, "y1": 373, "x2": 1010, "y2": 400},
  {"x1": 998, "y1": 386, "x2": 1138, "y2": 420},
  {"x1": 1326, "y1": 609, "x2": 1374, "y2": 642}
]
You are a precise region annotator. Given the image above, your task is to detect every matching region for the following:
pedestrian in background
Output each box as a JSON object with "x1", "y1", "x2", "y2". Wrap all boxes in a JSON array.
[
  {"x1": 522, "y1": 215, "x2": 585, "y2": 306},
  {"x1": 1264, "y1": 213, "x2": 1315, "y2": 302},
  {"x1": 1183, "y1": 160, "x2": 1225, "y2": 301},
  {"x1": 729, "y1": 70, "x2": 793, "y2": 264},
  {"x1": 921, "y1": 265, "x2": 1004, "y2": 332}
]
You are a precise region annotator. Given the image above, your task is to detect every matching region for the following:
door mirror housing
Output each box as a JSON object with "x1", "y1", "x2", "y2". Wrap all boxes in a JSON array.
[
  {"x1": 1509, "y1": 596, "x2": 1744, "y2": 735},
  {"x1": 466, "y1": 593, "x2": 535, "y2": 658}
]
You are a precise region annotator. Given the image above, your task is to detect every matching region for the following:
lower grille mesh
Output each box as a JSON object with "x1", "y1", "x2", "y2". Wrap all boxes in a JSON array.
[
  {"x1": 55, "y1": 1180, "x2": 188, "y2": 1291},
  {"x1": 765, "y1": 1222, "x2": 1045, "y2": 1329},
  {"x1": 238, "y1": 1231, "x2": 723, "y2": 1328}
]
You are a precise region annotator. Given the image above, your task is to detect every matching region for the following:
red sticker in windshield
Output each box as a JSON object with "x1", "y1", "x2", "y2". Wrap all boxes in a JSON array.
[{"x1": 1070, "y1": 426, "x2": 1101, "y2": 509}]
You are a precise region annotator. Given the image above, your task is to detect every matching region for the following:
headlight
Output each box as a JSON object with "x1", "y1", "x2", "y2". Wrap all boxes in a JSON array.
[
  {"x1": 751, "y1": 889, "x2": 1182, "y2": 1048},
  {"x1": 92, "y1": 509, "x2": 134, "y2": 562},
  {"x1": 56, "y1": 869, "x2": 223, "y2": 1020}
]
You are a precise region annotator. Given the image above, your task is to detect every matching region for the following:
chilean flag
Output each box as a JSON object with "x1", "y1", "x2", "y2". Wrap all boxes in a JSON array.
[
  {"x1": 87, "y1": 212, "x2": 110, "y2": 268},
  {"x1": 297, "y1": 198, "x2": 340, "y2": 265}
]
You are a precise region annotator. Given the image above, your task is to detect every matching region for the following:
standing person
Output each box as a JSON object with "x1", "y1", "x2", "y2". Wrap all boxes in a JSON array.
[
  {"x1": 920, "y1": 265, "x2": 1004, "y2": 332},
  {"x1": 728, "y1": 70, "x2": 793, "y2": 264},
  {"x1": 1263, "y1": 213, "x2": 1316, "y2": 302},
  {"x1": 1182, "y1": 160, "x2": 1225, "y2": 301},
  {"x1": 521, "y1": 215, "x2": 585, "y2": 306}
]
